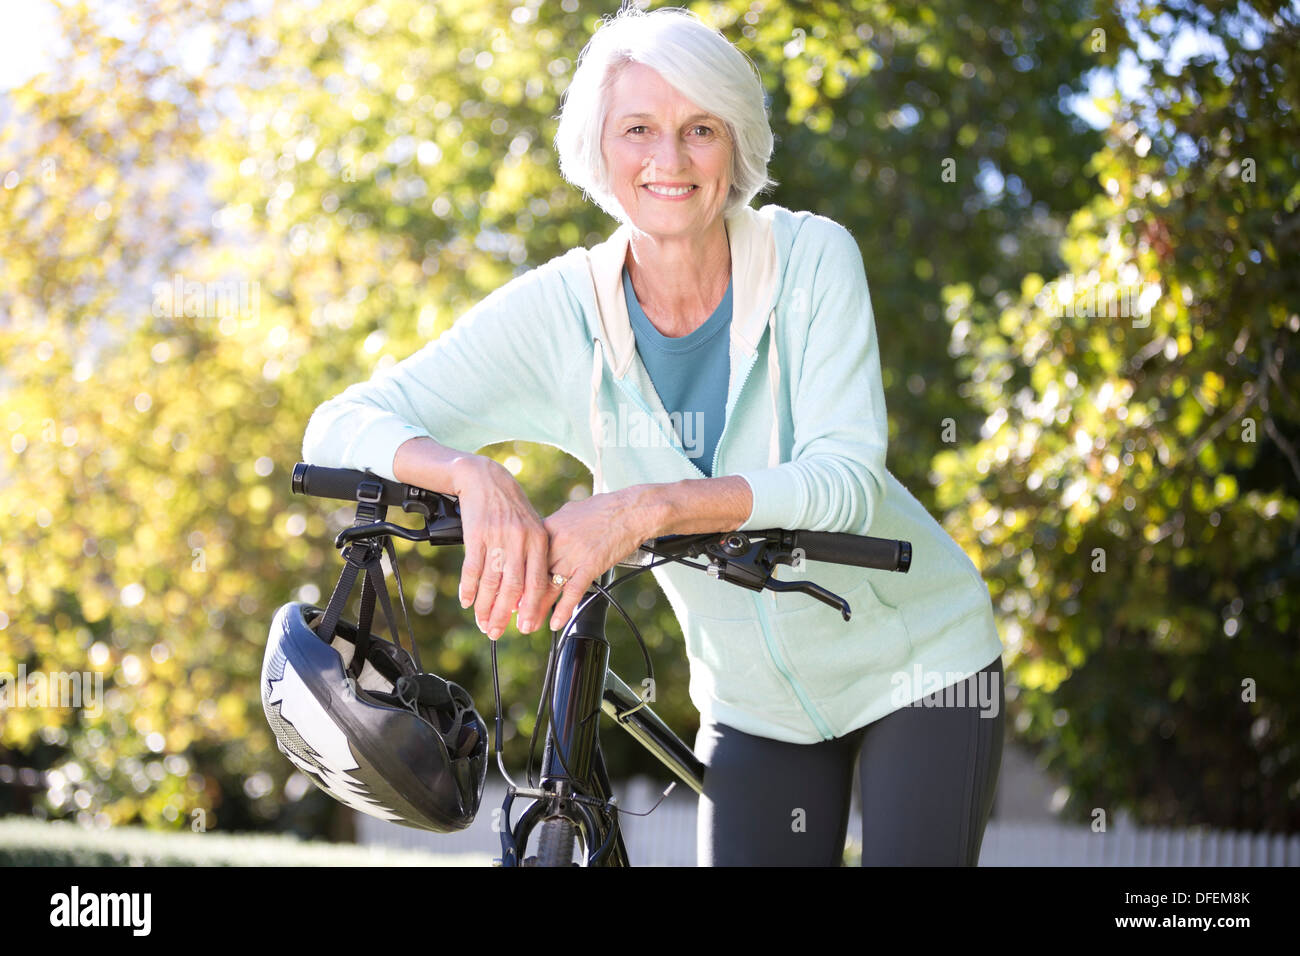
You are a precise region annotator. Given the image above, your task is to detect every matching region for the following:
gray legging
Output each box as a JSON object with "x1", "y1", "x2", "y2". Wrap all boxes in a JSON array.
[{"x1": 694, "y1": 655, "x2": 1005, "y2": 866}]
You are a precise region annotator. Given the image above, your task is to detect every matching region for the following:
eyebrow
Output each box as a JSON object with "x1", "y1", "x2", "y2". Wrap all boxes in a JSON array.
[{"x1": 615, "y1": 112, "x2": 719, "y2": 124}]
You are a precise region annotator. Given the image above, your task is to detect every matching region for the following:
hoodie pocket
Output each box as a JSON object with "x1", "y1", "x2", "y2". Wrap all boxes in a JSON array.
[
  {"x1": 767, "y1": 571, "x2": 914, "y2": 703},
  {"x1": 678, "y1": 604, "x2": 796, "y2": 714},
  {"x1": 685, "y1": 610, "x2": 775, "y2": 690}
]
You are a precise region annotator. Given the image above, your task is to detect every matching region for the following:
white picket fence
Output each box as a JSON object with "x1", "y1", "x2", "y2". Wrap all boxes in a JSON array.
[
  {"x1": 355, "y1": 776, "x2": 1300, "y2": 866},
  {"x1": 978, "y1": 820, "x2": 1300, "y2": 866}
]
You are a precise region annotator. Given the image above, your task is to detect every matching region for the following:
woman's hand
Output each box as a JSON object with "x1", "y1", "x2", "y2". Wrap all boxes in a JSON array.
[
  {"x1": 542, "y1": 488, "x2": 656, "y2": 632},
  {"x1": 451, "y1": 456, "x2": 559, "y2": 640}
]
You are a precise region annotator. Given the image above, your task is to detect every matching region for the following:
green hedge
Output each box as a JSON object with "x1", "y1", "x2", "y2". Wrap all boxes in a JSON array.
[{"x1": 0, "y1": 816, "x2": 492, "y2": 866}]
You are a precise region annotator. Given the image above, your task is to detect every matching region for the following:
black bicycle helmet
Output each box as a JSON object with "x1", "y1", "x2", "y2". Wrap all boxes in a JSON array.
[{"x1": 261, "y1": 599, "x2": 489, "y2": 833}]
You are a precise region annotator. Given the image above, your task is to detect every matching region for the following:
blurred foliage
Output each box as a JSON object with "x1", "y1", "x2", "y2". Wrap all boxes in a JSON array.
[
  {"x1": 0, "y1": 0, "x2": 1295, "y2": 838},
  {"x1": 934, "y1": 0, "x2": 1300, "y2": 828}
]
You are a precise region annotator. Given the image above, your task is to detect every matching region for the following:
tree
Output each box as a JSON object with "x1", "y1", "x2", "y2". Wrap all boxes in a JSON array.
[{"x1": 934, "y1": 0, "x2": 1300, "y2": 828}]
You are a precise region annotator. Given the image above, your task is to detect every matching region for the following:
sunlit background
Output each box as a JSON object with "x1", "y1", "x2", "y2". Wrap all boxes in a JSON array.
[{"x1": 1, "y1": 0, "x2": 1296, "y2": 864}]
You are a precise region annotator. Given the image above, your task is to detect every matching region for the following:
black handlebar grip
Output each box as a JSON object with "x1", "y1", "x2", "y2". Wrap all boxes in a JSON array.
[
  {"x1": 793, "y1": 531, "x2": 911, "y2": 572},
  {"x1": 291, "y1": 462, "x2": 410, "y2": 506}
]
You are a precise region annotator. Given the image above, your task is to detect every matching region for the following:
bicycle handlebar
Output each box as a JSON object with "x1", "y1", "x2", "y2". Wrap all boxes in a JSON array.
[
  {"x1": 292, "y1": 461, "x2": 427, "y2": 507},
  {"x1": 292, "y1": 461, "x2": 909, "y2": 570},
  {"x1": 792, "y1": 531, "x2": 910, "y2": 573}
]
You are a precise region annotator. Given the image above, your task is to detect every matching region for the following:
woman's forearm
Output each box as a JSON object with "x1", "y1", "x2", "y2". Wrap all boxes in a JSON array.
[
  {"x1": 626, "y1": 476, "x2": 754, "y2": 538},
  {"x1": 392, "y1": 436, "x2": 488, "y2": 495}
]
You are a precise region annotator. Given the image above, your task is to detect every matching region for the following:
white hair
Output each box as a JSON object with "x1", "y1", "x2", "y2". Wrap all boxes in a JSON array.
[{"x1": 553, "y1": 4, "x2": 777, "y2": 225}]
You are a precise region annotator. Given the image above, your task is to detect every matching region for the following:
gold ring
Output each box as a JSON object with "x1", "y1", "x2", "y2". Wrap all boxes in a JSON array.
[{"x1": 551, "y1": 572, "x2": 568, "y2": 588}]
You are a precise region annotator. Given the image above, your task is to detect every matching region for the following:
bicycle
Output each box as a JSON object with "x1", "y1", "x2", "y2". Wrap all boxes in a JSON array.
[{"x1": 289, "y1": 461, "x2": 912, "y2": 866}]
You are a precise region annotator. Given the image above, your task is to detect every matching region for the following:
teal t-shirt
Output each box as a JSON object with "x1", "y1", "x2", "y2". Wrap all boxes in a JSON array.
[{"x1": 622, "y1": 265, "x2": 732, "y2": 477}]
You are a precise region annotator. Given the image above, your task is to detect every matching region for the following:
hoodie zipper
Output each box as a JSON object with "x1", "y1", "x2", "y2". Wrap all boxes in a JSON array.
[
  {"x1": 751, "y1": 591, "x2": 835, "y2": 739},
  {"x1": 606, "y1": 343, "x2": 836, "y2": 741}
]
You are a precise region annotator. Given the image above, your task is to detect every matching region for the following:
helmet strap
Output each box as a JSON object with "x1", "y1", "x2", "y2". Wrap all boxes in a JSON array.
[
  {"x1": 361, "y1": 534, "x2": 422, "y2": 673},
  {"x1": 316, "y1": 540, "x2": 379, "y2": 678},
  {"x1": 315, "y1": 491, "x2": 423, "y2": 678}
]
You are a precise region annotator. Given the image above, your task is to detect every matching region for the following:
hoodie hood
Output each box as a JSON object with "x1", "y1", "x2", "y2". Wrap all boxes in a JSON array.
[{"x1": 569, "y1": 204, "x2": 785, "y2": 494}]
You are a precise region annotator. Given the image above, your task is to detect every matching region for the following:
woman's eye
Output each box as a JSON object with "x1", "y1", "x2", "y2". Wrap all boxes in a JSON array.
[{"x1": 625, "y1": 124, "x2": 716, "y2": 139}]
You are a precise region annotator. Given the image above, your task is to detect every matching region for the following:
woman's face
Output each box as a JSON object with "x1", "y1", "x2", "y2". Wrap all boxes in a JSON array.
[{"x1": 600, "y1": 61, "x2": 733, "y2": 241}]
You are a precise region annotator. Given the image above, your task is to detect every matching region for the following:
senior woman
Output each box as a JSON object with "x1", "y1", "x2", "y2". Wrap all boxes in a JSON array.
[{"x1": 302, "y1": 5, "x2": 1005, "y2": 866}]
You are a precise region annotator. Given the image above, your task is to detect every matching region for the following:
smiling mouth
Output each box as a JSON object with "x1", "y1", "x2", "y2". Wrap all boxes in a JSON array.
[{"x1": 642, "y1": 184, "x2": 698, "y2": 197}]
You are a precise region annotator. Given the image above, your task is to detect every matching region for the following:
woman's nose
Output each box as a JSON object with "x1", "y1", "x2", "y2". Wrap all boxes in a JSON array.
[{"x1": 653, "y1": 137, "x2": 686, "y2": 174}]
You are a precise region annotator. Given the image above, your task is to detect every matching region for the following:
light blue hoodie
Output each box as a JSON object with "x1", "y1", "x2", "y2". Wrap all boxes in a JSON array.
[{"x1": 302, "y1": 202, "x2": 1004, "y2": 744}]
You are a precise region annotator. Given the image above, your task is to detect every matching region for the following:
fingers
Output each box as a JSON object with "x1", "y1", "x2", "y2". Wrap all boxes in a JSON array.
[
  {"x1": 455, "y1": 463, "x2": 553, "y2": 641},
  {"x1": 486, "y1": 549, "x2": 526, "y2": 641},
  {"x1": 484, "y1": 521, "x2": 559, "y2": 639},
  {"x1": 472, "y1": 544, "x2": 507, "y2": 640},
  {"x1": 548, "y1": 571, "x2": 591, "y2": 633},
  {"x1": 462, "y1": 524, "x2": 552, "y2": 641},
  {"x1": 459, "y1": 534, "x2": 485, "y2": 612},
  {"x1": 511, "y1": 532, "x2": 553, "y2": 636}
]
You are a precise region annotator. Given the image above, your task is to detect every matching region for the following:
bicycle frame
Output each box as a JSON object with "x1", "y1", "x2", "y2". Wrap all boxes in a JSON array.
[{"x1": 496, "y1": 567, "x2": 705, "y2": 867}]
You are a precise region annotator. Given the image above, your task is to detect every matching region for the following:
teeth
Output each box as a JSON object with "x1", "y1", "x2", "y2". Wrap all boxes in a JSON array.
[{"x1": 646, "y1": 184, "x2": 694, "y2": 197}]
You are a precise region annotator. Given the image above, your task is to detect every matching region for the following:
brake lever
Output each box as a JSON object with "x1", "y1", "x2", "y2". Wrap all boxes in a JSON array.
[
  {"x1": 697, "y1": 533, "x2": 852, "y2": 620},
  {"x1": 763, "y1": 577, "x2": 852, "y2": 621},
  {"x1": 334, "y1": 497, "x2": 464, "y2": 550},
  {"x1": 335, "y1": 520, "x2": 432, "y2": 548}
]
